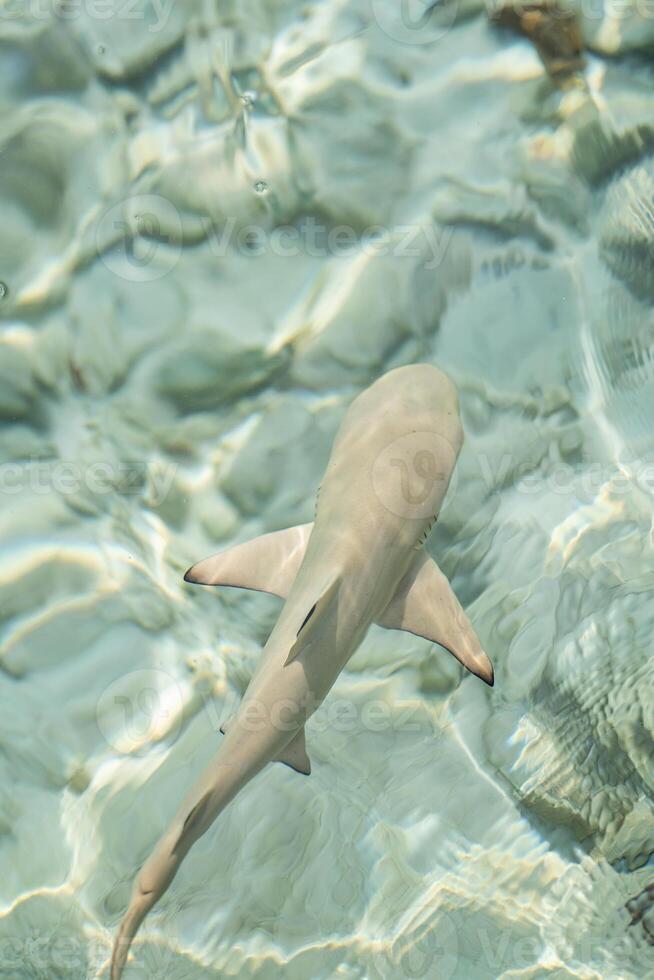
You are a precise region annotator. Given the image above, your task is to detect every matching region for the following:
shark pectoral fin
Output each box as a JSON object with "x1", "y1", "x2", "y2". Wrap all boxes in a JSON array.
[
  {"x1": 377, "y1": 549, "x2": 494, "y2": 687},
  {"x1": 276, "y1": 728, "x2": 311, "y2": 775},
  {"x1": 184, "y1": 523, "x2": 313, "y2": 598},
  {"x1": 284, "y1": 576, "x2": 341, "y2": 666}
]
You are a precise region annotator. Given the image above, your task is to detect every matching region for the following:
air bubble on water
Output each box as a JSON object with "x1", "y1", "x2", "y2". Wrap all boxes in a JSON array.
[
  {"x1": 0, "y1": 282, "x2": 8, "y2": 300},
  {"x1": 97, "y1": 44, "x2": 106, "y2": 55},
  {"x1": 254, "y1": 180, "x2": 268, "y2": 193}
]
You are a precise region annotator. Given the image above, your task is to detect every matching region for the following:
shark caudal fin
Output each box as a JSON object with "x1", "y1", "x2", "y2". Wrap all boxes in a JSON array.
[
  {"x1": 183, "y1": 523, "x2": 313, "y2": 597},
  {"x1": 110, "y1": 886, "x2": 158, "y2": 980},
  {"x1": 377, "y1": 548, "x2": 494, "y2": 686},
  {"x1": 110, "y1": 762, "x2": 238, "y2": 978}
]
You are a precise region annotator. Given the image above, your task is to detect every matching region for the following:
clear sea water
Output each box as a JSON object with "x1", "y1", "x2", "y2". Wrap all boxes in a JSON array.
[{"x1": 2, "y1": 2, "x2": 654, "y2": 978}]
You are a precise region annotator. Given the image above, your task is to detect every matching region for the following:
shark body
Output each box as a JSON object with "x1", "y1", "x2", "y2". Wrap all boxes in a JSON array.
[{"x1": 110, "y1": 363, "x2": 493, "y2": 978}]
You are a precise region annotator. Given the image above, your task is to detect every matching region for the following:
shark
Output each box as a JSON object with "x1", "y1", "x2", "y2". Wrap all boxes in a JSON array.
[{"x1": 110, "y1": 363, "x2": 493, "y2": 979}]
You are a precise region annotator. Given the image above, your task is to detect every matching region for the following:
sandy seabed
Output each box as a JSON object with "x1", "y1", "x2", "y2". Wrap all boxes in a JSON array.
[{"x1": 2, "y1": 1, "x2": 654, "y2": 977}]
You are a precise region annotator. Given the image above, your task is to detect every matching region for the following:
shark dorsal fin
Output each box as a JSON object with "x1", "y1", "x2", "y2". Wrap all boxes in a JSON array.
[
  {"x1": 284, "y1": 576, "x2": 340, "y2": 666},
  {"x1": 184, "y1": 523, "x2": 313, "y2": 597},
  {"x1": 377, "y1": 549, "x2": 494, "y2": 686}
]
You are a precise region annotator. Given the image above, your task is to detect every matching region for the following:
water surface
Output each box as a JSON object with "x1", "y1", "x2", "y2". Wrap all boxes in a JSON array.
[{"x1": 2, "y1": 2, "x2": 654, "y2": 977}]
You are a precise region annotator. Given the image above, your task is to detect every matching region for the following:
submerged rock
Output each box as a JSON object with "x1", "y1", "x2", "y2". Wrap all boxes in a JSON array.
[
  {"x1": 490, "y1": 1, "x2": 586, "y2": 84},
  {"x1": 575, "y1": 0, "x2": 654, "y2": 55},
  {"x1": 154, "y1": 329, "x2": 289, "y2": 412},
  {"x1": 0, "y1": 343, "x2": 36, "y2": 420},
  {"x1": 627, "y1": 883, "x2": 654, "y2": 944},
  {"x1": 599, "y1": 159, "x2": 654, "y2": 303}
]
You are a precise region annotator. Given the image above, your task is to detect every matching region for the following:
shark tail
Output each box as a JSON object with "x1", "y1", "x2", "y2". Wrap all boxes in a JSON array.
[
  {"x1": 109, "y1": 747, "x2": 263, "y2": 978},
  {"x1": 108, "y1": 794, "x2": 213, "y2": 978},
  {"x1": 110, "y1": 885, "x2": 158, "y2": 980}
]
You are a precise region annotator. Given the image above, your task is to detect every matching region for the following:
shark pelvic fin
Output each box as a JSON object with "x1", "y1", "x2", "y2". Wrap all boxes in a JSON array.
[
  {"x1": 184, "y1": 523, "x2": 313, "y2": 597},
  {"x1": 276, "y1": 728, "x2": 311, "y2": 775},
  {"x1": 377, "y1": 549, "x2": 494, "y2": 686},
  {"x1": 219, "y1": 717, "x2": 311, "y2": 775},
  {"x1": 284, "y1": 576, "x2": 341, "y2": 667}
]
